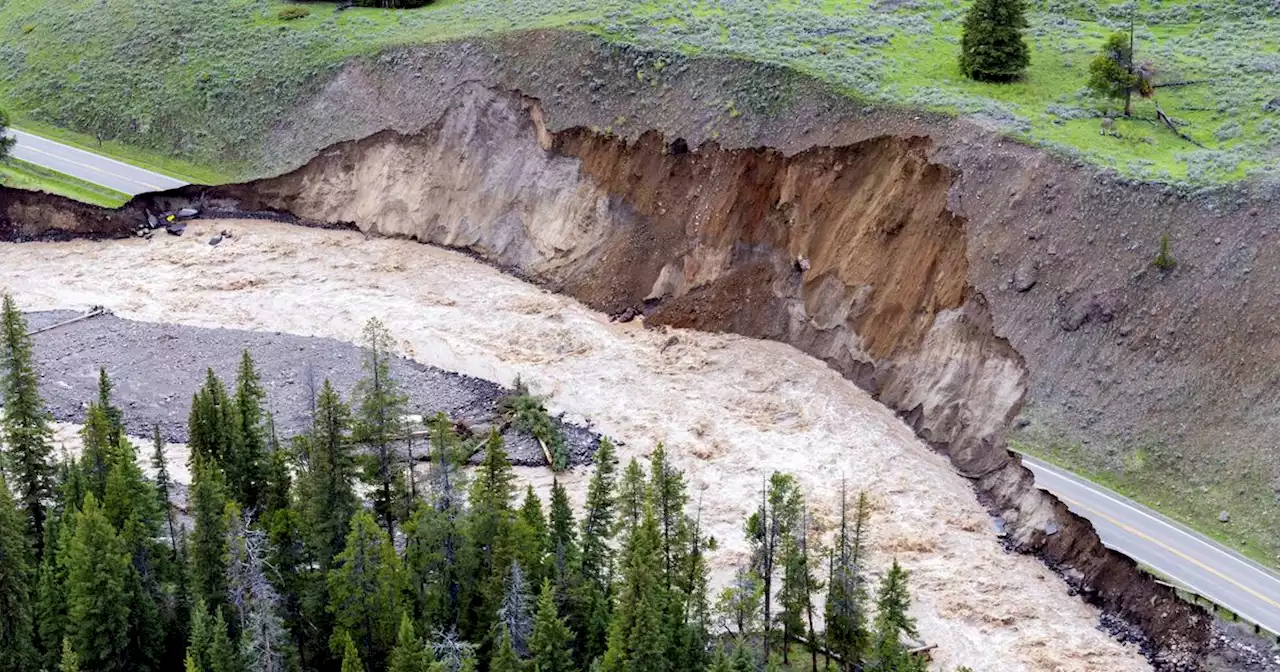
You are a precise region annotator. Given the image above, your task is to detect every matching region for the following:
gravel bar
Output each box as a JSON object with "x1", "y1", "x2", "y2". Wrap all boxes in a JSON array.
[{"x1": 26, "y1": 310, "x2": 598, "y2": 467}]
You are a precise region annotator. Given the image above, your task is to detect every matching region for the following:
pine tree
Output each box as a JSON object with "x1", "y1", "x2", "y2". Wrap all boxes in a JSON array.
[
  {"x1": 151, "y1": 426, "x2": 180, "y2": 558},
  {"x1": 516, "y1": 486, "x2": 549, "y2": 584},
  {"x1": 0, "y1": 472, "x2": 37, "y2": 672},
  {"x1": 112, "y1": 455, "x2": 166, "y2": 672},
  {"x1": 231, "y1": 351, "x2": 269, "y2": 515},
  {"x1": 649, "y1": 444, "x2": 688, "y2": 591},
  {"x1": 103, "y1": 436, "x2": 160, "y2": 539},
  {"x1": 59, "y1": 638, "x2": 80, "y2": 672},
  {"x1": 403, "y1": 500, "x2": 466, "y2": 631},
  {"x1": 467, "y1": 431, "x2": 517, "y2": 640},
  {"x1": 328, "y1": 510, "x2": 403, "y2": 670},
  {"x1": 188, "y1": 598, "x2": 239, "y2": 672},
  {"x1": 706, "y1": 646, "x2": 732, "y2": 672},
  {"x1": 190, "y1": 453, "x2": 230, "y2": 614},
  {"x1": 796, "y1": 509, "x2": 825, "y2": 672},
  {"x1": 869, "y1": 560, "x2": 919, "y2": 672},
  {"x1": 1088, "y1": 31, "x2": 1144, "y2": 117},
  {"x1": 297, "y1": 380, "x2": 357, "y2": 571},
  {"x1": 649, "y1": 445, "x2": 699, "y2": 671},
  {"x1": 388, "y1": 612, "x2": 430, "y2": 672},
  {"x1": 825, "y1": 487, "x2": 871, "y2": 671},
  {"x1": 615, "y1": 458, "x2": 646, "y2": 534},
  {"x1": 65, "y1": 493, "x2": 131, "y2": 672},
  {"x1": 188, "y1": 369, "x2": 242, "y2": 469},
  {"x1": 575, "y1": 438, "x2": 618, "y2": 664},
  {"x1": 263, "y1": 414, "x2": 291, "y2": 518},
  {"x1": 266, "y1": 507, "x2": 308, "y2": 666},
  {"x1": 489, "y1": 625, "x2": 523, "y2": 672},
  {"x1": 1, "y1": 295, "x2": 55, "y2": 550},
  {"x1": 715, "y1": 567, "x2": 762, "y2": 639},
  {"x1": 96, "y1": 367, "x2": 124, "y2": 441},
  {"x1": 747, "y1": 473, "x2": 800, "y2": 661},
  {"x1": 677, "y1": 497, "x2": 712, "y2": 672},
  {"x1": 339, "y1": 632, "x2": 364, "y2": 672},
  {"x1": 729, "y1": 644, "x2": 755, "y2": 672},
  {"x1": 602, "y1": 505, "x2": 668, "y2": 672},
  {"x1": 352, "y1": 318, "x2": 411, "y2": 537},
  {"x1": 763, "y1": 474, "x2": 802, "y2": 664},
  {"x1": 545, "y1": 481, "x2": 576, "y2": 584},
  {"x1": 959, "y1": 0, "x2": 1030, "y2": 82},
  {"x1": 36, "y1": 511, "x2": 69, "y2": 670},
  {"x1": 79, "y1": 403, "x2": 118, "y2": 502},
  {"x1": 529, "y1": 580, "x2": 574, "y2": 672}
]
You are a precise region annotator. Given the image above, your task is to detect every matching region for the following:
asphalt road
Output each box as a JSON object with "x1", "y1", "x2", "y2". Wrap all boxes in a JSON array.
[
  {"x1": 6, "y1": 128, "x2": 187, "y2": 195},
  {"x1": 1022, "y1": 453, "x2": 1280, "y2": 634}
]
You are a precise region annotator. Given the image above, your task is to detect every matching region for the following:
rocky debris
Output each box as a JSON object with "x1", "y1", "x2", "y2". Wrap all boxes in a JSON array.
[
  {"x1": 24, "y1": 311, "x2": 599, "y2": 467},
  {"x1": 1060, "y1": 294, "x2": 1116, "y2": 332},
  {"x1": 1205, "y1": 626, "x2": 1280, "y2": 672},
  {"x1": 208, "y1": 235, "x2": 223, "y2": 246},
  {"x1": 165, "y1": 223, "x2": 186, "y2": 236},
  {"x1": 610, "y1": 306, "x2": 642, "y2": 323},
  {"x1": 1264, "y1": 97, "x2": 1280, "y2": 113},
  {"x1": 1219, "y1": 510, "x2": 1231, "y2": 523},
  {"x1": 1013, "y1": 260, "x2": 1038, "y2": 292}
]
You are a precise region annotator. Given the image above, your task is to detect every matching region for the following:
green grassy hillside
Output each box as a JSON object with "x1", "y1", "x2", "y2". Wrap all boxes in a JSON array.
[{"x1": 1, "y1": 0, "x2": 1277, "y2": 185}]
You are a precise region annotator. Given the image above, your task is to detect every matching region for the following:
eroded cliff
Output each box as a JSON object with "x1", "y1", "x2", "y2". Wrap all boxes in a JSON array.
[{"x1": 0, "y1": 80, "x2": 1215, "y2": 666}]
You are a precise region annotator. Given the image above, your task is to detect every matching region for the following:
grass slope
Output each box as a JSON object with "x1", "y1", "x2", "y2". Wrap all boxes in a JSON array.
[
  {"x1": 0, "y1": 0, "x2": 1277, "y2": 185},
  {"x1": 0, "y1": 158, "x2": 130, "y2": 208}
]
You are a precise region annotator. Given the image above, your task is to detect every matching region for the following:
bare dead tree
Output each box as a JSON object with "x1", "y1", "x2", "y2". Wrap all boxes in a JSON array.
[
  {"x1": 430, "y1": 628, "x2": 476, "y2": 672},
  {"x1": 226, "y1": 511, "x2": 292, "y2": 672},
  {"x1": 497, "y1": 561, "x2": 535, "y2": 656}
]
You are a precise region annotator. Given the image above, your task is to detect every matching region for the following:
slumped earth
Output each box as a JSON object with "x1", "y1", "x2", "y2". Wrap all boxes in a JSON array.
[{"x1": 0, "y1": 220, "x2": 1150, "y2": 672}]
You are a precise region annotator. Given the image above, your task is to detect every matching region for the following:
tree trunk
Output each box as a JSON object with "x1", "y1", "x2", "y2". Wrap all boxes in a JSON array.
[{"x1": 1124, "y1": 89, "x2": 1132, "y2": 117}]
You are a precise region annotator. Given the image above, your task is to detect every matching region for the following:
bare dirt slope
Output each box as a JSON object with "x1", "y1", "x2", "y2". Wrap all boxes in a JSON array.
[{"x1": 0, "y1": 221, "x2": 1149, "y2": 672}]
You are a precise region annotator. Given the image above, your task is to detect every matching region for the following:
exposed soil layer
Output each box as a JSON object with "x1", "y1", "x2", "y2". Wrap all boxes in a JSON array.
[{"x1": 25, "y1": 310, "x2": 598, "y2": 466}]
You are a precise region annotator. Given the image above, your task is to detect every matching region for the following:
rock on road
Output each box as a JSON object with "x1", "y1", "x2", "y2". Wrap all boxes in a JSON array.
[
  {"x1": 1023, "y1": 453, "x2": 1280, "y2": 636},
  {"x1": 6, "y1": 128, "x2": 187, "y2": 195}
]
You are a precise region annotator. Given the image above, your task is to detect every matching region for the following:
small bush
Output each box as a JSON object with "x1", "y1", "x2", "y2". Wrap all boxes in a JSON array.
[
  {"x1": 276, "y1": 5, "x2": 310, "y2": 20},
  {"x1": 498, "y1": 377, "x2": 569, "y2": 470},
  {"x1": 21, "y1": 23, "x2": 35, "y2": 34},
  {"x1": 1154, "y1": 234, "x2": 1177, "y2": 271}
]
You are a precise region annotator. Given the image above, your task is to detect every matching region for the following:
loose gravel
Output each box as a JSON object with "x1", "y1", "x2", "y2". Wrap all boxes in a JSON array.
[{"x1": 26, "y1": 310, "x2": 598, "y2": 467}]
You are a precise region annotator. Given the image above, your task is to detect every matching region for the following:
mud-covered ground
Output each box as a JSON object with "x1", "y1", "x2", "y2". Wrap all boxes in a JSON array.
[{"x1": 26, "y1": 310, "x2": 598, "y2": 466}]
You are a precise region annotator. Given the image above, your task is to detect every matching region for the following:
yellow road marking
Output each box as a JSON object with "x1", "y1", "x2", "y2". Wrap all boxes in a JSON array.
[
  {"x1": 18, "y1": 143, "x2": 165, "y2": 191},
  {"x1": 1059, "y1": 493, "x2": 1280, "y2": 612}
]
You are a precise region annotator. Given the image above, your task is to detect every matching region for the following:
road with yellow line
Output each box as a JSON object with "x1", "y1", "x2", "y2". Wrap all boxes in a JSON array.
[
  {"x1": 6, "y1": 128, "x2": 187, "y2": 196},
  {"x1": 1022, "y1": 454, "x2": 1280, "y2": 634}
]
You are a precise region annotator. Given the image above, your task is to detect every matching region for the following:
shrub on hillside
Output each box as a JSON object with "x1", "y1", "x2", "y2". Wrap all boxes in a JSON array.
[
  {"x1": 277, "y1": 5, "x2": 309, "y2": 19},
  {"x1": 353, "y1": 0, "x2": 435, "y2": 8},
  {"x1": 959, "y1": 0, "x2": 1030, "y2": 82},
  {"x1": 0, "y1": 109, "x2": 14, "y2": 160}
]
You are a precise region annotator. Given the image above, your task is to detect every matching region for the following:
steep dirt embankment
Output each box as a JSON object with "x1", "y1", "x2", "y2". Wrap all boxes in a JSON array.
[{"x1": 21, "y1": 85, "x2": 1198, "y2": 666}]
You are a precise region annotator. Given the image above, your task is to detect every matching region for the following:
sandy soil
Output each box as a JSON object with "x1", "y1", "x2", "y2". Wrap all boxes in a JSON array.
[{"x1": 0, "y1": 220, "x2": 1150, "y2": 672}]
